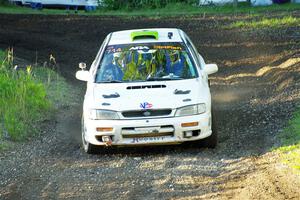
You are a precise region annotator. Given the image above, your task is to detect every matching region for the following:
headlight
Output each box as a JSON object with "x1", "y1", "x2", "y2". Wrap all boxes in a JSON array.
[
  {"x1": 175, "y1": 104, "x2": 206, "y2": 117},
  {"x1": 89, "y1": 109, "x2": 120, "y2": 120}
]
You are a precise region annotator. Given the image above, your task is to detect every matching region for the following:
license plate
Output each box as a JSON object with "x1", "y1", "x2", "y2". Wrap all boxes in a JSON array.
[
  {"x1": 131, "y1": 136, "x2": 166, "y2": 144},
  {"x1": 134, "y1": 127, "x2": 160, "y2": 133}
]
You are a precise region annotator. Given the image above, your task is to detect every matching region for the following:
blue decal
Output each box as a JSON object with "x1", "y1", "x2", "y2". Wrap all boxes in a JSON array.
[{"x1": 140, "y1": 102, "x2": 153, "y2": 110}]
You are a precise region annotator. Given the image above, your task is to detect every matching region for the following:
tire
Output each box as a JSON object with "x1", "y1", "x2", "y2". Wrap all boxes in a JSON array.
[
  {"x1": 202, "y1": 108, "x2": 218, "y2": 148},
  {"x1": 81, "y1": 116, "x2": 98, "y2": 154}
]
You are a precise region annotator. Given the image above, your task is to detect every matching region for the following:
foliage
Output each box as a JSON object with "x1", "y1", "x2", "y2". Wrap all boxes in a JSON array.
[
  {"x1": 0, "y1": 48, "x2": 73, "y2": 146},
  {"x1": 1, "y1": 2, "x2": 300, "y2": 17},
  {"x1": 0, "y1": 0, "x2": 8, "y2": 6},
  {"x1": 101, "y1": 0, "x2": 197, "y2": 10},
  {"x1": 228, "y1": 16, "x2": 300, "y2": 29},
  {"x1": 277, "y1": 107, "x2": 300, "y2": 171},
  {"x1": 33, "y1": 66, "x2": 72, "y2": 107},
  {"x1": 0, "y1": 49, "x2": 51, "y2": 141}
]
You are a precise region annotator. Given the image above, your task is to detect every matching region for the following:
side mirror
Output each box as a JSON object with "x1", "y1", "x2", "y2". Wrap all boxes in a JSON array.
[
  {"x1": 204, "y1": 64, "x2": 218, "y2": 75},
  {"x1": 76, "y1": 70, "x2": 90, "y2": 82}
]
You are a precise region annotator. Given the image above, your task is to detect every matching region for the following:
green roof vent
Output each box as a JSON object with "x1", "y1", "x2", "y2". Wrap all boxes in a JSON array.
[{"x1": 131, "y1": 30, "x2": 159, "y2": 41}]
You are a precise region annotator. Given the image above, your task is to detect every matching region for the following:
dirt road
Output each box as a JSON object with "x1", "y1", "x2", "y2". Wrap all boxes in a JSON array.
[{"x1": 0, "y1": 13, "x2": 299, "y2": 199}]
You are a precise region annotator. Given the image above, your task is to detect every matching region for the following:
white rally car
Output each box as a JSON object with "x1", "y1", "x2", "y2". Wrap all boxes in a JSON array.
[{"x1": 76, "y1": 28, "x2": 218, "y2": 154}]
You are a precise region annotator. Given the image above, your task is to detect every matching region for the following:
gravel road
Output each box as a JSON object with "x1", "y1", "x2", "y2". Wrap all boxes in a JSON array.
[{"x1": 0, "y1": 13, "x2": 299, "y2": 199}]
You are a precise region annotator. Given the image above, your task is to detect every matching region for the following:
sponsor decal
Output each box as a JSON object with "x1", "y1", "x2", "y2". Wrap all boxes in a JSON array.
[
  {"x1": 153, "y1": 45, "x2": 182, "y2": 50},
  {"x1": 140, "y1": 102, "x2": 153, "y2": 110},
  {"x1": 107, "y1": 46, "x2": 120, "y2": 53},
  {"x1": 129, "y1": 46, "x2": 150, "y2": 51}
]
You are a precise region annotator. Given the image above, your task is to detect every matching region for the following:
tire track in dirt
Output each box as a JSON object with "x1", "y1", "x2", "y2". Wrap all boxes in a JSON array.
[{"x1": 0, "y1": 14, "x2": 299, "y2": 199}]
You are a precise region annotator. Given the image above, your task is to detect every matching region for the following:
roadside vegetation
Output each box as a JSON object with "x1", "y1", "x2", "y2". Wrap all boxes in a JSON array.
[
  {"x1": 0, "y1": 49, "x2": 69, "y2": 150},
  {"x1": 277, "y1": 107, "x2": 300, "y2": 172},
  {"x1": 228, "y1": 12, "x2": 300, "y2": 173},
  {"x1": 0, "y1": 1, "x2": 300, "y2": 17},
  {"x1": 228, "y1": 16, "x2": 300, "y2": 29}
]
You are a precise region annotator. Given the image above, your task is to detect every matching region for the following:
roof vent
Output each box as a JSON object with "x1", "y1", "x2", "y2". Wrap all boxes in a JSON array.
[{"x1": 131, "y1": 30, "x2": 159, "y2": 41}]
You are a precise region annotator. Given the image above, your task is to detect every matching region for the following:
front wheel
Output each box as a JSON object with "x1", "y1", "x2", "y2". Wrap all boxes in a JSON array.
[{"x1": 81, "y1": 116, "x2": 98, "y2": 154}]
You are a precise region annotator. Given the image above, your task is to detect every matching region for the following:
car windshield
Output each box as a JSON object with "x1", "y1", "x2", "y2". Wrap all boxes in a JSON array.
[{"x1": 95, "y1": 42, "x2": 198, "y2": 83}]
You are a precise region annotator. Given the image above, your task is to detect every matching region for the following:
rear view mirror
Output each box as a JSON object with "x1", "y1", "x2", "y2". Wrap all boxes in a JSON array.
[
  {"x1": 76, "y1": 70, "x2": 90, "y2": 82},
  {"x1": 204, "y1": 64, "x2": 218, "y2": 75}
]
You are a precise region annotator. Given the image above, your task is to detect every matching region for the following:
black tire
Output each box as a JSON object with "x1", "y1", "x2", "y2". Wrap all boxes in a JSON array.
[
  {"x1": 202, "y1": 108, "x2": 218, "y2": 148},
  {"x1": 81, "y1": 116, "x2": 98, "y2": 154}
]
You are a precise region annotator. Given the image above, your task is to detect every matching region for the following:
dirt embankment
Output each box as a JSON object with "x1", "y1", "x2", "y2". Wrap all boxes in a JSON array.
[{"x1": 0, "y1": 13, "x2": 299, "y2": 199}]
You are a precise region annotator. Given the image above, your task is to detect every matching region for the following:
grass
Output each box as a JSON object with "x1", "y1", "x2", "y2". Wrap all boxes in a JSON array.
[
  {"x1": 34, "y1": 67, "x2": 72, "y2": 107},
  {"x1": 276, "y1": 107, "x2": 300, "y2": 172},
  {"x1": 229, "y1": 16, "x2": 300, "y2": 29},
  {"x1": 0, "y1": 3, "x2": 300, "y2": 17},
  {"x1": 0, "y1": 49, "x2": 70, "y2": 150}
]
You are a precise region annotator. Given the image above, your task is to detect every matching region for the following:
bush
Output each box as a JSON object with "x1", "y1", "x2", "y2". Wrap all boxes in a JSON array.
[
  {"x1": 0, "y1": 0, "x2": 9, "y2": 5},
  {"x1": 101, "y1": 0, "x2": 197, "y2": 10},
  {"x1": 0, "y1": 50, "x2": 50, "y2": 141}
]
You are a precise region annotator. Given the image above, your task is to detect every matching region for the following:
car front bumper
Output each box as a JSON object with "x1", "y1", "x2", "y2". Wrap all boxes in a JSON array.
[{"x1": 84, "y1": 112, "x2": 212, "y2": 146}]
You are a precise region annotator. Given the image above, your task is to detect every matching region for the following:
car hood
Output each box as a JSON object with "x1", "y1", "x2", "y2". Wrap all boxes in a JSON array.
[{"x1": 91, "y1": 78, "x2": 208, "y2": 111}]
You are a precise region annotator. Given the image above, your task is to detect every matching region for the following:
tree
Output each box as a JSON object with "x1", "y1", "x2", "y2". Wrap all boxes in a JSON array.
[
  {"x1": 233, "y1": 0, "x2": 238, "y2": 8},
  {"x1": 0, "y1": 0, "x2": 8, "y2": 5}
]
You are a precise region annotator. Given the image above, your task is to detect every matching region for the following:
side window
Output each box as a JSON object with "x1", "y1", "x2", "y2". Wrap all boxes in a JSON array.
[{"x1": 184, "y1": 34, "x2": 203, "y2": 69}]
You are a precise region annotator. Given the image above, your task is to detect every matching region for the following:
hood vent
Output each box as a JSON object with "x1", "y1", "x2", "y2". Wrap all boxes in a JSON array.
[{"x1": 127, "y1": 85, "x2": 166, "y2": 90}]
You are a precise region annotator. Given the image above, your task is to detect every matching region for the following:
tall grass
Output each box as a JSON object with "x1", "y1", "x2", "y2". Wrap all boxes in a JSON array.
[
  {"x1": 0, "y1": 49, "x2": 50, "y2": 142},
  {"x1": 101, "y1": 0, "x2": 197, "y2": 10},
  {"x1": 277, "y1": 107, "x2": 300, "y2": 172},
  {"x1": 229, "y1": 16, "x2": 300, "y2": 29},
  {"x1": 94, "y1": 2, "x2": 300, "y2": 17}
]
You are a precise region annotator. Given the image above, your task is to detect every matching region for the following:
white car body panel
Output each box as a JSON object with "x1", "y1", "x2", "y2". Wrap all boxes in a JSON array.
[
  {"x1": 78, "y1": 28, "x2": 217, "y2": 147},
  {"x1": 109, "y1": 28, "x2": 182, "y2": 45},
  {"x1": 86, "y1": 79, "x2": 210, "y2": 111},
  {"x1": 84, "y1": 113, "x2": 212, "y2": 146}
]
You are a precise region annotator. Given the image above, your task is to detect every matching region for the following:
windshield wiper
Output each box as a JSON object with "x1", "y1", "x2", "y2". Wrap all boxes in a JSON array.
[
  {"x1": 146, "y1": 77, "x2": 182, "y2": 81},
  {"x1": 97, "y1": 80, "x2": 123, "y2": 83}
]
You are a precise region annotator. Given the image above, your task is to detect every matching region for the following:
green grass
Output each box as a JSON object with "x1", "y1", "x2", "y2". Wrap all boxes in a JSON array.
[
  {"x1": 0, "y1": 49, "x2": 70, "y2": 150},
  {"x1": 229, "y1": 16, "x2": 300, "y2": 29},
  {"x1": 0, "y1": 4, "x2": 70, "y2": 15},
  {"x1": 1, "y1": 3, "x2": 300, "y2": 17},
  {"x1": 98, "y1": 3, "x2": 300, "y2": 17},
  {"x1": 277, "y1": 107, "x2": 300, "y2": 172},
  {"x1": 34, "y1": 67, "x2": 72, "y2": 107}
]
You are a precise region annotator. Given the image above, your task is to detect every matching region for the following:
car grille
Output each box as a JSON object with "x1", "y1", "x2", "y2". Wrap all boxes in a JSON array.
[{"x1": 122, "y1": 109, "x2": 172, "y2": 118}]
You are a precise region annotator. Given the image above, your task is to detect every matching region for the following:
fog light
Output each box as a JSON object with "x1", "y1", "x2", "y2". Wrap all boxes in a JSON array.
[
  {"x1": 184, "y1": 130, "x2": 201, "y2": 138},
  {"x1": 96, "y1": 127, "x2": 113, "y2": 132},
  {"x1": 184, "y1": 131, "x2": 193, "y2": 138},
  {"x1": 181, "y1": 122, "x2": 199, "y2": 127}
]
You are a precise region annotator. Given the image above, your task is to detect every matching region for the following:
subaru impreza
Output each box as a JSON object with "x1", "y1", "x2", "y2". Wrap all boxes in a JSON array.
[{"x1": 76, "y1": 28, "x2": 218, "y2": 153}]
